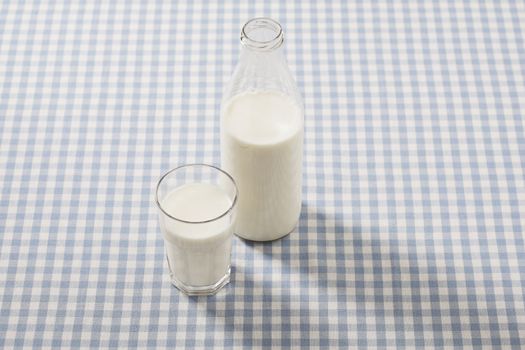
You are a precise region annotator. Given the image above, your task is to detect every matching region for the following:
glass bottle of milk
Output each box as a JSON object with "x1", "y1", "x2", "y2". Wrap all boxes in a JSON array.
[{"x1": 221, "y1": 18, "x2": 303, "y2": 241}]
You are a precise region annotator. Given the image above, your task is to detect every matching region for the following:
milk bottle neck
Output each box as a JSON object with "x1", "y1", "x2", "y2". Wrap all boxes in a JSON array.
[{"x1": 223, "y1": 17, "x2": 301, "y2": 106}]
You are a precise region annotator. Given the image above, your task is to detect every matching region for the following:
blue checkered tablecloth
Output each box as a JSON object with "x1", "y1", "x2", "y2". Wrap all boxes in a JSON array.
[{"x1": 1, "y1": 0, "x2": 524, "y2": 348}]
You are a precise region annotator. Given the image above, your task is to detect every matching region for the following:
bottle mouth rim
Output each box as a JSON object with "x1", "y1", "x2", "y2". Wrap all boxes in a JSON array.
[{"x1": 241, "y1": 17, "x2": 284, "y2": 51}]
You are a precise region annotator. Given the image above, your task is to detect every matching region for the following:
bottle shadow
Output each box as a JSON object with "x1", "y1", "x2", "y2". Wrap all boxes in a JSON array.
[{"x1": 187, "y1": 203, "x2": 510, "y2": 347}]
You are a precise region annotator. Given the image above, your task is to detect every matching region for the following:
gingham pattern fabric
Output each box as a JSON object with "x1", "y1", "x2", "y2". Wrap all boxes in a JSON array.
[{"x1": 1, "y1": 0, "x2": 524, "y2": 348}]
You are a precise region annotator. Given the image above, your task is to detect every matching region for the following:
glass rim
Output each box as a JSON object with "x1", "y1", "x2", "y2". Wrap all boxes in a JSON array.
[
  {"x1": 241, "y1": 17, "x2": 284, "y2": 51},
  {"x1": 155, "y1": 163, "x2": 238, "y2": 224}
]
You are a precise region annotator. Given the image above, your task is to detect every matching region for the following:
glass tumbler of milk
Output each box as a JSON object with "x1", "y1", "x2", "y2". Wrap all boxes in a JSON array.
[
  {"x1": 221, "y1": 17, "x2": 304, "y2": 241},
  {"x1": 155, "y1": 164, "x2": 238, "y2": 295}
]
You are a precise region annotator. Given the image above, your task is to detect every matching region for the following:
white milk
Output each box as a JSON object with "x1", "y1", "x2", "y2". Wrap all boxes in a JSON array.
[
  {"x1": 159, "y1": 183, "x2": 234, "y2": 287},
  {"x1": 221, "y1": 91, "x2": 303, "y2": 241}
]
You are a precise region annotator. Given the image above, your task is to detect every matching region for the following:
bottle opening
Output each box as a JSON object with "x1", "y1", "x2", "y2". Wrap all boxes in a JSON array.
[{"x1": 241, "y1": 17, "x2": 284, "y2": 51}]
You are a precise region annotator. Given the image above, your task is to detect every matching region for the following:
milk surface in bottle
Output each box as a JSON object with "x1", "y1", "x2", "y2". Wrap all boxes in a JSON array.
[{"x1": 221, "y1": 18, "x2": 304, "y2": 241}]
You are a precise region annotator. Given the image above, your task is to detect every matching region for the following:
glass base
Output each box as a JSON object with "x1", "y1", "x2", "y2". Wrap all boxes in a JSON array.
[{"x1": 169, "y1": 268, "x2": 231, "y2": 296}]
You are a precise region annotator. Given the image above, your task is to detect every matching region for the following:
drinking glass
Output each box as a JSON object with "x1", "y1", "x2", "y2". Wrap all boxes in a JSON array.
[{"x1": 155, "y1": 164, "x2": 238, "y2": 295}]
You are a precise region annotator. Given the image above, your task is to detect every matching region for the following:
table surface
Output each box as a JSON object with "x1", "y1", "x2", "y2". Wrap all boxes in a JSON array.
[{"x1": 1, "y1": 0, "x2": 524, "y2": 348}]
